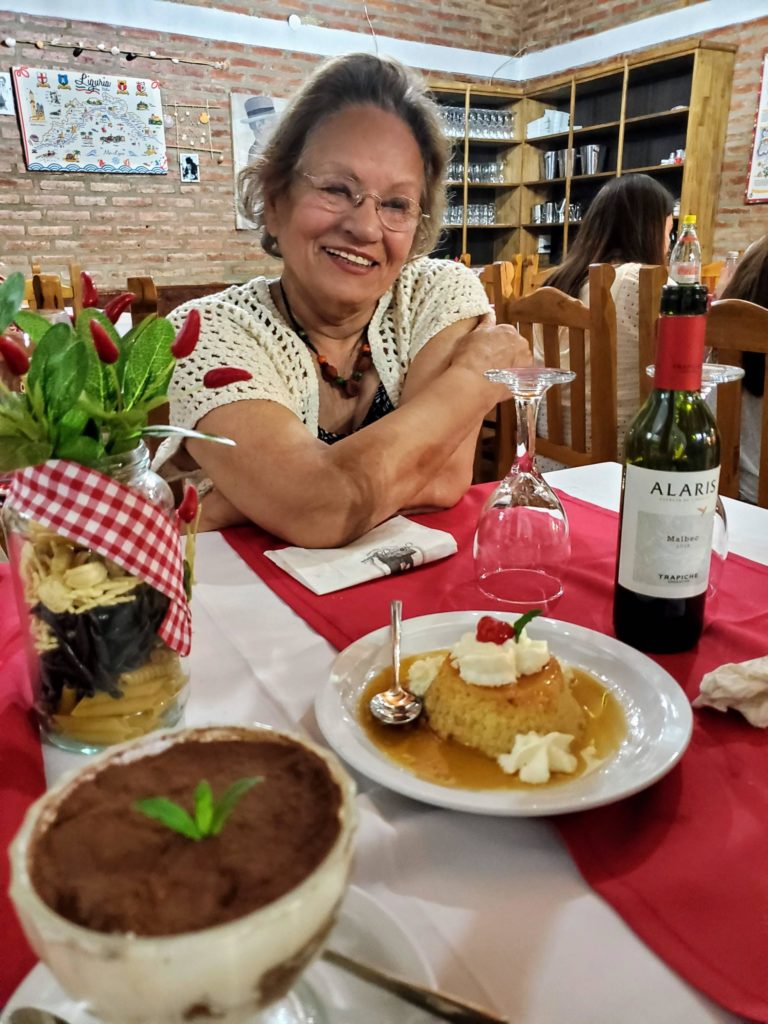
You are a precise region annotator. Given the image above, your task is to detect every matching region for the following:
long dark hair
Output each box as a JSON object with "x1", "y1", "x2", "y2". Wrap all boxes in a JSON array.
[
  {"x1": 719, "y1": 234, "x2": 768, "y2": 397},
  {"x1": 546, "y1": 174, "x2": 674, "y2": 297},
  {"x1": 239, "y1": 53, "x2": 449, "y2": 260}
]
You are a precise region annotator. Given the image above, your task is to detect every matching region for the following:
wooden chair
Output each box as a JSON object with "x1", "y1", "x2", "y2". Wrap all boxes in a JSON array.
[
  {"x1": 24, "y1": 260, "x2": 85, "y2": 315},
  {"x1": 701, "y1": 260, "x2": 724, "y2": 295},
  {"x1": 478, "y1": 260, "x2": 520, "y2": 306},
  {"x1": 473, "y1": 261, "x2": 521, "y2": 481},
  {"x1": 127, "y1": 276, "x2": 159, "y2": 327},
  {"x1": 706, "y1": 298, "x2": 768, "y2": 507},
  {"x1": 502, "y1": 263, "x2": 619, "y2": 468},
  {"x1": 520, "y1": 254, "x2": 541, "y2": 296},
  {"x1": 637, "y1": 264, "x2": 668, "y2": 400}
]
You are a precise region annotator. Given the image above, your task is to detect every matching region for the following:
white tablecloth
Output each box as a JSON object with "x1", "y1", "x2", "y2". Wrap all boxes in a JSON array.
[{"x1": 42, "y1": 463, "x2": 756, "y2": 1024}]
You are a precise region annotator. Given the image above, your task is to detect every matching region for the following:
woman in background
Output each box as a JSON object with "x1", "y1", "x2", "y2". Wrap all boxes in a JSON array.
[
  {"x1": 718, "y1": 234, "x2": 768, "y2": 504},
  {"x1": 538, "y1": 173, "x2": 673, "y2": 460}
]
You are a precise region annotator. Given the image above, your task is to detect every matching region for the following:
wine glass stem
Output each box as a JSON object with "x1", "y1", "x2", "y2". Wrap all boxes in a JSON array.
[{"x1": 513, "y1": 394, "x2": 542, "y2": 474}]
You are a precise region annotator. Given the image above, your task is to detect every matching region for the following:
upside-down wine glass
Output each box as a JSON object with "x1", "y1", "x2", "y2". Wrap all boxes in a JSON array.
[
  {"x1": 474, "y1": 367, "x2": 576, "y2": 609},
  {"x1": 645, "y1": 360, "x2": 745, "y2": 596}
]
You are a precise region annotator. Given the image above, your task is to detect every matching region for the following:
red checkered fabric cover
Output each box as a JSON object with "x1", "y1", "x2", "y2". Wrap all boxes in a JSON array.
[{"x1": 6, "y1": 460, "x2": 191, "y2": 655}]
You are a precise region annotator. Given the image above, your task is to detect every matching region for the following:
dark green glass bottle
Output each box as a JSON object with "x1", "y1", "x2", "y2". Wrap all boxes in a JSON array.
[{"x1": 613, "y1": 285, "x2": 720, "y2": 653}]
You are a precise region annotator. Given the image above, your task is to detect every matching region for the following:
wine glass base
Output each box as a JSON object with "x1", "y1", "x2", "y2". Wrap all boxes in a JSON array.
[{"x1": 476, "y1": 568, "x2": 564, "y2": 610}]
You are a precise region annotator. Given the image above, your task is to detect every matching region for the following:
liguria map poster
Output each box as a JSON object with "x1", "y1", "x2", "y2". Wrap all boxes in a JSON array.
[{"x1": 12, "y1": 66, "x2": 167, "y2": 174}]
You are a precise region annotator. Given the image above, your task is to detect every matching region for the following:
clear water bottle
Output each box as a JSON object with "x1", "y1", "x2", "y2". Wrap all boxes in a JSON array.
[{"x1": 669, "y1": 214, "x2": 701, "y2": 284}]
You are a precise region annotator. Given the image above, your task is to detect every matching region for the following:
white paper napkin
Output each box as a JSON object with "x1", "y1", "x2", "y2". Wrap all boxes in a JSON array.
[
  {"x1": 264, "y1": 515, "x2": 458, "y2": 595},
  {"x1": 693, "y1": 657, "x2": 768, "y2": 727}
]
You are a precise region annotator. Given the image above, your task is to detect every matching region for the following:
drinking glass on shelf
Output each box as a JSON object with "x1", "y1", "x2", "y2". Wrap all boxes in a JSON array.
[
  {"x1": 645, "y1": 361, "x2": 745, "y2": 595},
  {"x1": 474, "y1": 367, "x2": 576, "y2": 609}
]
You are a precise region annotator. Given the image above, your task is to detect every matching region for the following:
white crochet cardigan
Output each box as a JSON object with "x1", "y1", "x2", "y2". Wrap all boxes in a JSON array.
[{"x1": 155, "y1": 257, "x2": 490, "y2": 473}]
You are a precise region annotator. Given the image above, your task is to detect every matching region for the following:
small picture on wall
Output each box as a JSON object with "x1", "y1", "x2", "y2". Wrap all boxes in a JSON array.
[
  {"x1": 0, "y1": 72, "x2": 15, "y2": 116},
  {"x1": 180, "y1": 151, "x2": 200, "y2": 183}
]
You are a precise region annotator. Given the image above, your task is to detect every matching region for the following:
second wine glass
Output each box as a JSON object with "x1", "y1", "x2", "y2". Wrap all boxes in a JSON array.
[{"x1": 474, "y1": 367, "x2": 575, "y2": 610}]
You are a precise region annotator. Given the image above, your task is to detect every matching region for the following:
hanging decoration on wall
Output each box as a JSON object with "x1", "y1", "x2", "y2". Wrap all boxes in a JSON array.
[
  {"x1": 746, "y1": 53, "x2": 768, "y2": 204},
  {"x1": 166, "y1": 101, "x2": 223, "y2": 162},
  {"x1": 179, "y1": 150, "x2": 201, "y2": 183},
  {"x1": 12, "y1": 65, "x2": 167, "y2": 174},
  {"x1": 230, "y1": 92, "x2": 286, "y2": 229},
  {"x1": 0, "y1": 71, "x2": 15, "y2": 116}
]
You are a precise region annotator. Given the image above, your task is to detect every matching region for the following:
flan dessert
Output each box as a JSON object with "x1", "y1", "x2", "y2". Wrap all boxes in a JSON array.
[
  {"x1": 10, "y1": 726, "x2": 356, "y2": 1024},
  {"x1": 412, "y1": 615, "x2": 589, "y2": 784}
]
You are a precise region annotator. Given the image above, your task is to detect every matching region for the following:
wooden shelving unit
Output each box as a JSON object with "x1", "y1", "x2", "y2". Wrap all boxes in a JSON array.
[{"x1": 430, "y1": 40, "x2": 735, "y2": 267}]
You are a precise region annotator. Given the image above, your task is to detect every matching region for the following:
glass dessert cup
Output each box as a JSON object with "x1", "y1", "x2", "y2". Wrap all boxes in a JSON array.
[
  {"x1": 2, "y1": 444, "x2": 189, "y2": 754},
  {"x1": 9, "y1": 725, "x2": 357, "y2": 1024},
  {"x1": 474, "y1": 367, "x2": 575, "y2": 610}
]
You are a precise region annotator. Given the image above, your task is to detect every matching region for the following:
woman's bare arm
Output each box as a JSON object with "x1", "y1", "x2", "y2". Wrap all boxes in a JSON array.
[{"x1": 187, "y1": 316, "x2": 529, "y2": 547}]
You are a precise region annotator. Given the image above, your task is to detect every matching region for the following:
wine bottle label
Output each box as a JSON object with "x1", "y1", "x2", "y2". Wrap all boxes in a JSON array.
[
  {"x1": 654, "y1": 316, "x2": 706, "y2": 390},
  {"x1": 617, "y1": 465, "x2": 720, "y2": 599}
]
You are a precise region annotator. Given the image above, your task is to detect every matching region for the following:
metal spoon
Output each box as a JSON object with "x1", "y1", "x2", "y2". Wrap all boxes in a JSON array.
[
  {"x1": 8, "y1": 1009, "x2": 73, "y2": 1024},
  {"x1": 369, "y1": 600, "x2": 422, "y2": 725}
]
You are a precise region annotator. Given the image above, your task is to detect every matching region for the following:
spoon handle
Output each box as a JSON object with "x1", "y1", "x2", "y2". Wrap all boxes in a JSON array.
[{"x1": 390, "y1": 599, "x2": 402, "y2": 690}]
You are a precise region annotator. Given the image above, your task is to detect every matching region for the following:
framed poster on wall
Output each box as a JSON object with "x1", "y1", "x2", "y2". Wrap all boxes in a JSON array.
[
  {"x1": 746, "y1": 53, "x2": 768, "y2": 203},
  {"x1": 12, "y1": 65, "x2": 167, "y2": 174},
  {"x1": 230, "y1": 92, "x2": 286, "y2": 229}
]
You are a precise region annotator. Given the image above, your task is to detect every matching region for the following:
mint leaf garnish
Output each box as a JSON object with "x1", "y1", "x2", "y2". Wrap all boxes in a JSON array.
[
  {"x1": 513, "y1": 609, "x2": 542, "y2": 642},
  {"x1": 135, "y1": 775, "x2": 264, "y2": 841}
]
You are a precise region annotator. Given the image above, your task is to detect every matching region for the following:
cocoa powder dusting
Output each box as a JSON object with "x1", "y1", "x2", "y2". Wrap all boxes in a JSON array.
[{"x1": 30, "y1": 735, "x2": 342, "y2": 936}]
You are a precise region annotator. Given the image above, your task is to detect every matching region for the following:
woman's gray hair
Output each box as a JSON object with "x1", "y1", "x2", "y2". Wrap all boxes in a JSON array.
[{"x1": 238, "y1": 52, "x2": 450, "y2": 259}]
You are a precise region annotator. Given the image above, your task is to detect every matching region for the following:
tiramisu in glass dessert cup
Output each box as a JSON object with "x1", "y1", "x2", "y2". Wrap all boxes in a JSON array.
[{"x1": 9, "y1": 725, "x2": 356, "y2": 1023}]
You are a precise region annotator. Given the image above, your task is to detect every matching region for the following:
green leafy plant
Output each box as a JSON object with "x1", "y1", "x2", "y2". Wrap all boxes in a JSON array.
[
  {"x1": 135, "y1": 776, "x2": 264, "y2": 840},
  {"x1": 0, "y1": 271, "x2": 248, "y2": 473}
]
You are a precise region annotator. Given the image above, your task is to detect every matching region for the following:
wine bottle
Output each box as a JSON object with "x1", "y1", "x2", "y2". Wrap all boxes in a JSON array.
[{"x1": 613, "y1": 284, "x2": 719, "y2": 653}]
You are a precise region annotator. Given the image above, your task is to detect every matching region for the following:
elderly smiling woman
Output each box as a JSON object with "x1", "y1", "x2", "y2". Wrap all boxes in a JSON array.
[{"x1": 157, "y1": 52, "x2": 530, "y2": 547}]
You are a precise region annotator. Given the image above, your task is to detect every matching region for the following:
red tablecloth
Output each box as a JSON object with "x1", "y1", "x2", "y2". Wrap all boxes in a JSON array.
[
  {"x1": 223, "y1": 486, "x2": 768, "y2": 1023},
  {"x1": 0, "y1": 566, "x2": 46, "y2": 1005}
]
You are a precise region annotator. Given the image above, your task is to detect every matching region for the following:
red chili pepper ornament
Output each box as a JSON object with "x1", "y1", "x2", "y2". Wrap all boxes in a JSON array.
[
  {"x1": 203, "y1": 366, "x2": 253, "y2": 388},
  {"x1": 177, "y1": 483, "x2": 199, "y2": 524},
  {"x1": 80, "y1": 271, "x2": 100, "y2": 309},
  {"x1": 102, "y1": 292, "x2": 135, "y2": 325},
  {"x1": 0, "y1": 335, "x2": 30, "y2": 376},
  {"x1": 171, "y1": 309, "x2": 201, "y2": 359},
  {"x1": 89, "y1": 320, "x2": 120, "y2": 364}
]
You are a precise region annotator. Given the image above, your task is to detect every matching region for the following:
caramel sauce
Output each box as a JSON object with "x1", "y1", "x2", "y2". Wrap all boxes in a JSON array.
[{"x1": 360, "y1": 651, "x2": 626, "y2": 790}]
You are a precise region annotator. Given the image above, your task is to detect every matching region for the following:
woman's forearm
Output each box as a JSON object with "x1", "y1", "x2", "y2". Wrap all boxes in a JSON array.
[{"x1": 191, "y1": 363, "x2": 499, "y2": 547}]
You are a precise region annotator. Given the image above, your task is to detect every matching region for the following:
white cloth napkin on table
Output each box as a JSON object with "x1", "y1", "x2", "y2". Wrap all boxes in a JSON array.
[
  {"x1": 264, "y1": 515, "x2": 457, "y2": 595},
  {"x1": 693, "y1": 657, "x2": 768, "y2": 727}
]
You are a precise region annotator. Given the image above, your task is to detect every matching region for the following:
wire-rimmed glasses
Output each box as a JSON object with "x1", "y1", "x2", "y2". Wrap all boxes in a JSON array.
[
  {"x1": 474, "y1": 367, "x2": 576, "y2": 609},
  {"x1": 300, "y1": 172, "x2": 426, "y2": 232}
]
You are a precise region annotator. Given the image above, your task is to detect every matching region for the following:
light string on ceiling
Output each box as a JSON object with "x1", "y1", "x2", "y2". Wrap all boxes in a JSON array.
[{"x1": 1, "y1": 36, "x2": 228, "y2": 71}]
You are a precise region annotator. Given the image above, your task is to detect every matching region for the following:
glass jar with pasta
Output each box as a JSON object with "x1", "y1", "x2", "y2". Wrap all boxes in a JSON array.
[{"x1": 2, "y1": 443, "x2": 191, "y2": 754}]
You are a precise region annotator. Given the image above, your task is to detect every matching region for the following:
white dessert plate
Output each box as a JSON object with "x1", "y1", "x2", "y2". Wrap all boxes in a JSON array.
[
  {"x1": 2, "y1": 886, "x2": 436, "y2": 1024},
  {"x1": 315, "y1": 611, "x2": 693, "y2": 816}
]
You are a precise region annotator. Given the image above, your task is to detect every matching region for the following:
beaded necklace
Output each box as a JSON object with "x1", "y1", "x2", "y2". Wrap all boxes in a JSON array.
[{"x1": 278, "y1": 281, "x2": 373, "y2": 398}]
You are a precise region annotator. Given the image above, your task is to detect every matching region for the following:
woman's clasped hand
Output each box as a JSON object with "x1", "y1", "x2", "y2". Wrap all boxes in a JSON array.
[{"x1": 155, "y1": 52, "x2": 530, "y2": 547}]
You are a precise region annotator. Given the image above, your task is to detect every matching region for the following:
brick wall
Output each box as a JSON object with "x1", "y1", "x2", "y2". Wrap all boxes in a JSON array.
[
  {"x1": 0, "y1": 4, "x2": 765, "y2": 289},
  {"x1": 521, "y1": 1, "x2": 698, "y2": 53}
]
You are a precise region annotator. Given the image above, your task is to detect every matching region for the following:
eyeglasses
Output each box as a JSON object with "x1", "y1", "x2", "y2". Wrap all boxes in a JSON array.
[{"x1": 300, "y1": 173, "x2": 426, "y2": 233}]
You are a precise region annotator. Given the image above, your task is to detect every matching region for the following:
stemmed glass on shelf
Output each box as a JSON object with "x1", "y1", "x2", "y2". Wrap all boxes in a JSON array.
[{"x1": 474, "y1": 366, "x2": 576, "y2": 610}]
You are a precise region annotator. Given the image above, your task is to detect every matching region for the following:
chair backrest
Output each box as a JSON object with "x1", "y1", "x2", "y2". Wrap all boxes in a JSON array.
[
  {"x1": 127, "y1": 276, "x2": 159, "y2": 327},
  {"x1": 637, "y1": 264, "x2": 668, "y2": 400},
  {"x1": 520, "y1": 254, "x2": 541, "y2": 296},
  {"x1": 701, "y1": 260, "x2": 724, "y2": 295},
  {"x1": 502, "y1": 263, "x2": 618, "y2": 467},
  {"x1": 478, "y1": 260, "x2": 520, "y2": 308},
  {"x1": 706, "y1": 298, "x2": 768, "y2": 507}
]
